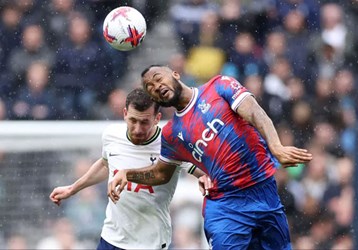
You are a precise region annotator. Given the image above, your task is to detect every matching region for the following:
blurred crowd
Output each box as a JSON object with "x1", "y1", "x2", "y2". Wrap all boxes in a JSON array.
[{"x1": 0, "y1": 0, "x2": 357, "y2": 249}]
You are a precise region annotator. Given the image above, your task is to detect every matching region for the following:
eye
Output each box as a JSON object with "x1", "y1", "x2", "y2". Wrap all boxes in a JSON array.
[{"x1": 145, "y1": 83, "x2": 153, "y2": 92}]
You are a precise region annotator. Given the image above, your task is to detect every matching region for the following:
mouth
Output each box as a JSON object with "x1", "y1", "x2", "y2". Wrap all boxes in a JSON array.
[
  {"x1": 131, "y1": 134, "x2": 145, "y2": 143},
  {"x1": 160, "y1": 88, "x2": 170, "y2": 99}
]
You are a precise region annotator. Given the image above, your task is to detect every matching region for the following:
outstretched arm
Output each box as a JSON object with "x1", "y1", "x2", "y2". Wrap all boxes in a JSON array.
[
  {"x1": 49, "y1": 158, "x2": 108, "y2": 205},
  {"x1": 236, "y1": 95, "x2": 312, "y2": 166}
]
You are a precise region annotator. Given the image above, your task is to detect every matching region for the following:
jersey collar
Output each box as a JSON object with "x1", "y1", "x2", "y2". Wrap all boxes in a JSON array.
[{"x1": 175, "y1": 88, "x2": 198, "y2": 117}]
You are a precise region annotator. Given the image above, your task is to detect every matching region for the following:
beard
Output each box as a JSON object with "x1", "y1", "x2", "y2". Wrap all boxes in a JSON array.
[{"x1": 156, "y1": 77, "x2": 183, "y2": 107}]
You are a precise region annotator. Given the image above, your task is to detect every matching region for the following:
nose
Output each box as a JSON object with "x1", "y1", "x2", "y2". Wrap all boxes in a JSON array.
[
  {"x1": 133, "y1": 124, "x2": 142, "y2": 135},
  {"x1": 153, "y1": 82, "x2": 162, "y2": 94}
]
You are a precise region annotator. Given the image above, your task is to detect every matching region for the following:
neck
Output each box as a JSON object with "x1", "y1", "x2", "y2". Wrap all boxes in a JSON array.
[{"x1": 175, "y1": 85, "x2": 193, "y2": 111}]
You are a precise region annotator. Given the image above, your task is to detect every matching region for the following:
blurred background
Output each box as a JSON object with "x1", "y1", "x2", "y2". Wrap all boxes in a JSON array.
[{"x1": 0, "y1": 0, "x2": 357, "y2": 249}]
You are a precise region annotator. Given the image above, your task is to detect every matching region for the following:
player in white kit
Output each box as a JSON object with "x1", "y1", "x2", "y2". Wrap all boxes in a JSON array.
[{"x1": 49, "y1": 88, "x2": 207, "y2": 250}]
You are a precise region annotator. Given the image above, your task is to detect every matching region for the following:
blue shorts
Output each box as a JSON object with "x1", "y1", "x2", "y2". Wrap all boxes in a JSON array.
[
  {"x1": 97, "y1": 237, "x2": 125, "y2": 250},
  {"x1": 203, "y1": 176, "x2": 291, "y2": 250}
]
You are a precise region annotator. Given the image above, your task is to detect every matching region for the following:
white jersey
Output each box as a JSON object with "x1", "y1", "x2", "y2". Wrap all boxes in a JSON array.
[{"x1": 100, "y1": 124, "x2": 193, "y2": 249}]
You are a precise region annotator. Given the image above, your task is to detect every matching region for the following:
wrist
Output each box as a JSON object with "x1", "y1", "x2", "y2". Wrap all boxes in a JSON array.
[
  {"x1": 269, "y1": 143, "x2": 283, "y2": 156},
  {"x1": 69, "y1": 183, "x2": 77, "y2": 195}
]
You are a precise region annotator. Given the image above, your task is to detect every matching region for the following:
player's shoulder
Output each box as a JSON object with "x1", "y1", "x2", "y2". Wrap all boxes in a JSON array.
[
  {"x1": 203, "y1": 75, "x2": 222, "y2": 87},
  {"x1": 161, "y1": 120, "x2": 175, "y2": 140},
  {"x1": 102, "y1": 123, "x2": 125, "y2": 140},
  {"x1": 162, "y1": 120, "x2": 173, "y2": 133},
  {"x1": 203, "y1": 75, "x2": 241, "y2": 88}
]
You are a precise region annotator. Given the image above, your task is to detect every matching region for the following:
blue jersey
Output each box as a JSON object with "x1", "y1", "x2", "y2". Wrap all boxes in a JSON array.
[{"x1": 160, "y1": 75, "x2": 280, "y2": 199}]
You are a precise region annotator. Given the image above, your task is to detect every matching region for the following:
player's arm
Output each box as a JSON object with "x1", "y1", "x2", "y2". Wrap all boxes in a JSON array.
[
  {"x1": 236, "y1": 95, "x2": 312, "y2": 166},
  {"x1": 108, "y1": 159, "x2": 176, "y2": 202},
  {"x1": 49, "y1": 158, "x2": 109, "y2": 206},
  {"x1": 187, "y1": 165, "x2": 212, "y2": 196}
]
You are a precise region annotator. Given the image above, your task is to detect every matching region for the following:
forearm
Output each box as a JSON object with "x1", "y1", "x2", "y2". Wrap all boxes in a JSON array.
[
  {"x1": 126, "y1": 161, "x2": 176, "y2": 186},
  {"x1": 250, "y1": 107, "x2": 282, "y2": 153},
  {"x1": 72, "y1": 158, "x2": 108, "y2": 194},
  {"x1": 126, "y1": 167, "x2": 167, "y2": 186},
  {"x1": 237, "y1": 96, "x2": 282, "y2": 155}
]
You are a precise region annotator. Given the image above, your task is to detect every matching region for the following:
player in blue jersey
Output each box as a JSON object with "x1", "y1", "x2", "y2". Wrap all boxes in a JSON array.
[{"x1": 108, "y1": 65, "x2": 313, "y2": 250}]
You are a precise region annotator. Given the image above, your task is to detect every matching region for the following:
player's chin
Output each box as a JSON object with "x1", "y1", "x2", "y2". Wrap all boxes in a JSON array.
[
  {"x1": 157, "y1": 98, "x2": 174, "y2": 107},
  {"x1": 130, "y1": 136, "x2": 146, "y2": 145}
]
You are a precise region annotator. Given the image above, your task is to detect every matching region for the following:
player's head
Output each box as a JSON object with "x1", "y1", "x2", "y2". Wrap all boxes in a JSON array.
[
  {"x1": 124, "y1": 88, "x2": 161, "y2": 145},
  {"x1": 141, "y1": 65, "x2": 183, "y2": 107}
]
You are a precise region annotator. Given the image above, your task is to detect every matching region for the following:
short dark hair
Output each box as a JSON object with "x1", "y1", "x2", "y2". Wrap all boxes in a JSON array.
[
  {"x1": 140, "y1": 64, "x2": 165, "y2": 78},
  {"x1": 126, "y1": 88, "x2": 160, "y2": 114}
]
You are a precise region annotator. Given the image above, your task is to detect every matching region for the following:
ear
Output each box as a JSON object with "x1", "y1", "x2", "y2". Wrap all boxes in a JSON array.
[
  {"x1": 154, "y1": 112, "x2": 162, "y2": 124},
  {"x1": 123, "y1": 107, "x2": 128, "y2": 119},
  {"x1": 172, "y1": 70, "x2": 180, "y2": 80}
]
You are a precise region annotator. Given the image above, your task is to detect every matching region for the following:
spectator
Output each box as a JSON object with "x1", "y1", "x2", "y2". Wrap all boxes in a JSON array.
[
  {"x1": 228, "y1": 31, "x2": 263, "y2": 83},
  {"x1": 168, "y1": 52, "x2": 196, "y2": 87},
  {"x1": 219, "y1": 0, "x2": 259, "y2": 51},
  {"x1": 53, "y1": 12, "x2": 113, "y2": 119},
  {"x1": 293, "y1": 235, "x2": 315, "y2": 250},
  {"x1": 36, "y1": 218, "x2": 87, "y2": 249},
  {"x1": 43, "y1": 0, "x2": 75, "y2": 48},
  {"x1": 0, "y1": 3, "x2": 23, "y2": 74},
  {"x1": 309, "y1": 211, "x2": 335, "y2": 249},
  {"x1": 282, "y1": 9, "x2": 312, "y2": 84},
  {"x1": 300, "y1": 151, "x2": 329, "y2": 203},
  {"x1": 313, "y1": 119, "x2": 342, "y2": 156},
  {"x1": 170, "y1": 0, "x2": 219, "y2": 52},
  {"x1": 242, "y1": 74, "x2": 271, "y2": 111},
  {"x1": 11, "y1": 61, "x2": 57, "y2": 120},
  {"x1": 331, "y1": 234, "x2": 354, "y2": 250},
  {"x1": 94, "y1": 88, "x2": 128, "y2": 120},
  {"x1": 340, "y1": 104, "x2": 356, "y2": 156},
  {"x1": 311, "y1": 77, "x2": 341, "y2": 123},
  {"x1": 262, "y1": 30, "x2": 287, "y2": 75},
  {"x1": 273, "y1": 0, "x2": 320, "y2": 31},
  {"x1": 323, "y1": 157, "x2": 354, "y2": 229},
  {"x1": 7, "y1": 23, "x2": 55, "y2": 85},
  {"x1": 333, "y1": 68, "x2": 357, "y2": 110},
  {"x1": 185, "y1": 11, "x2": 226, "y2": 84},
  {"x1": 14, "y1": 0, "x2": 45, "y2": 24},
  {"x1": 307, "y1": 3, "x2": 352, "y2": 80},
  {"x1": 290, "y1": 100, "x2": 314, "y2": 148},
  {"x1": 275, "y1": 168, "x2": 297, "y2": 223},
  {"x1": 263, "y1": 56, "x2": 293, "y2": 123}
]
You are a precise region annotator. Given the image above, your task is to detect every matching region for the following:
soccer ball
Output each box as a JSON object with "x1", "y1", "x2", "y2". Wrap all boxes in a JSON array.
[{"x1": 103, "y1": 6, "x2": 147, "y2": 51}]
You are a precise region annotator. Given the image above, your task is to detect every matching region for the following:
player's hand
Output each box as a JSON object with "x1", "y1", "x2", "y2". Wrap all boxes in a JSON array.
[
  {"x1": 49, "y1": 185, "x2": 74, "y2": 206},
  {"x1": 198, "y1": 175, "x2": 213, "y2": 196},
  {"x1": 272, "y1": 145, "x2": 313, "y2": 166},
  {"x1": 108, "y1": 169, "x2": 128, "y2": 203}
]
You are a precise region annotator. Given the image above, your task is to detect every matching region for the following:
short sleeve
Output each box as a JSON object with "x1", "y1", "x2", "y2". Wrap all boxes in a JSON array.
[
  {"x1": 214, "y1": 76, "x2": 253, "y2": 111},
  {"x1": 159, "y1": 132, "x2": 182, "y2": 165}
]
